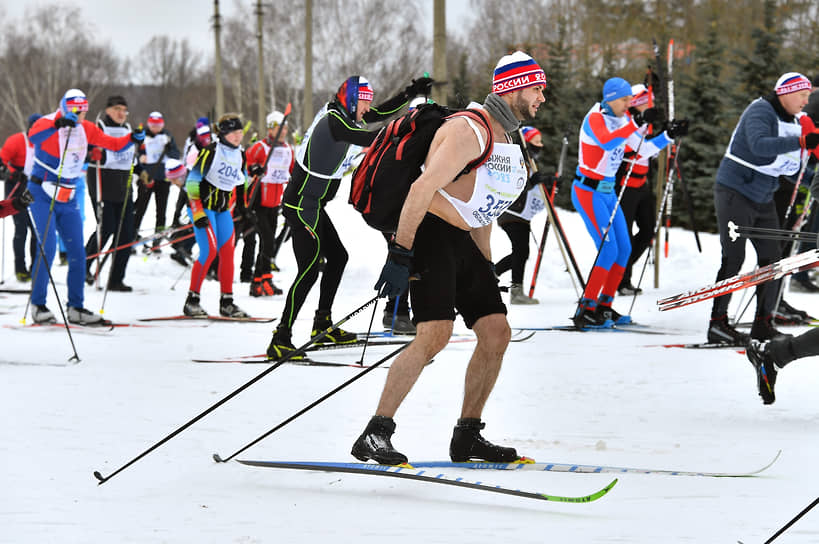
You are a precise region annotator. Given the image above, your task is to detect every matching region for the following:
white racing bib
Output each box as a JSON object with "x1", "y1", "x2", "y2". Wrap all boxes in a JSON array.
[
  {"x1": 259, "y1": 142, "x2": 293, "y2": 184},
  {"x1": 144, "y1": 133, "x2": 171, "y2": 164},
  {"x1": 505, "y1": 185, "x2": 546, "y2": 221},
  {"x1": 205, "y1": 143, "x2": 245, "y2": 191},
  {"x1": 724, "y1": 99, "x2": 803, "y2": 177},
  {"x1": 438, "y1": 141, "x2": 527, "y2": 228},
  {"x1": 34, "y1": 118, "x2": 88, "y2": 181},
  {"x1": 100, "y1": 123, "x2": 134, "y2": 170}
]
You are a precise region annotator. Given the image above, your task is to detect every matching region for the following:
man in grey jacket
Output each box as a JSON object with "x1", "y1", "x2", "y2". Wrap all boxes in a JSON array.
[{"x1": 708, "y1": 72, "x2": 819, "y2": 345}]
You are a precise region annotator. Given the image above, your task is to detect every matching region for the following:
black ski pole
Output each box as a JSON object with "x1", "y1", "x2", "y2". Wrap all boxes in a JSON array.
[
  {"x1": 762, "y1": 494, "x2": 819, "y2": 543},
  {"x1": 671, "y1": 151, "x2": 702, "y2": 252},
  {"x1": 100, "y1": 126, "x2": 141, "y2": 313},
  {"x1": 213, "y1": 342, "x2": 411, "y2": 463},
  {"x1": 23, "y1": 117, "x2": 75, "y2": 324},
  {"x1": 25, "y1": 208, "x2": 80, "y2": 362},
  {"x1": 93, "y1": 295, "x2": 379, "y2": 485},
  {"x1": 576, "y1": 131, "x2": 646, "y2": 318}
]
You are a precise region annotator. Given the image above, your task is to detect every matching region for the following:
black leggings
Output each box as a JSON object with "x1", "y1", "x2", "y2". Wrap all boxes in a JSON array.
[
  {"x1": 619, "y1": 184, "x2": 656, "y2": 285},
  {"x1": 495, "y1": 220, "x2": 530, "y2": 284},
  {"x1": 711, "y1": 185, "x2": 782, "y2": 319},
  {"x1": 134, "y1": 180, "x2": 170, "y2": 234},
  {"x1": 278, "y1": 205, "x2": 348, "y2": 330}
]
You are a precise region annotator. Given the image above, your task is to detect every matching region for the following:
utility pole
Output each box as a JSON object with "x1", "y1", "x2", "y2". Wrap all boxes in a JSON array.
[
  {"x1": 432, "y1": 0, "x2": 447, "y2": 104},
  {"x1": 256, "y1": 0, "x2": 265, "y2": 132},
  {"x1": 213, "y1": 0, "x2": 225, "y2": 118},
  {"x1": 303, "y1": 0, "x2": 313, "y2": 130}
]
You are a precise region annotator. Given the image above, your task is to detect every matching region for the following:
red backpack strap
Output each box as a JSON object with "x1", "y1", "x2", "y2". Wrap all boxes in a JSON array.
[{"x1": 446, "y1": 109, "x2": 494, "y2": 174}]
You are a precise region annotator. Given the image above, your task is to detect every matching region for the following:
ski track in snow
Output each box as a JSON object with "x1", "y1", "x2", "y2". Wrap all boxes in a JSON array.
[{"x1": 3, "y1": 181, "x2": 819, "y2": 543}]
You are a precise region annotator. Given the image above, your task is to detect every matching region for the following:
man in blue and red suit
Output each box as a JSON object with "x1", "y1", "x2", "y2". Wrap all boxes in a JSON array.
[
  {"x1": 27, "y1": 88, "x2": 144, "y2": 325},
  {"x1": 571, "y1": 77, "x2": 681, "y2": 329}
]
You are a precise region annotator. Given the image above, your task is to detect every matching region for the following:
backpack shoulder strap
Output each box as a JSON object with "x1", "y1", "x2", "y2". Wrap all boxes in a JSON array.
[{"x1": 446, "y1": 108, "x2": 495, "y2": 173}]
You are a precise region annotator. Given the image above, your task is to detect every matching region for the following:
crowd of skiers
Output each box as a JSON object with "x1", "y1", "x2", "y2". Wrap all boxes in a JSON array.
[{"x1": 2, "y1": 54, "x2": 819, "y2": 424}]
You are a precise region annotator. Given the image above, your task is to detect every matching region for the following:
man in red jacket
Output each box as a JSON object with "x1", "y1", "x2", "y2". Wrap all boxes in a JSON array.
[{"x1": 0, "y1": 113, "x2": 41, "y2": 280}]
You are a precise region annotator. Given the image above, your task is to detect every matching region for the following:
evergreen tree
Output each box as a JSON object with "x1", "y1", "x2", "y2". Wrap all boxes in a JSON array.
[
  {"x1": 675, "y1": 17, "x2": 731, "y2": 233},
  {"x1": 448, "y1": 53, "x2": 471, "y2": 108},
  {"x1": 738, "y1": 0, "x2": 782, "y2": 99}
]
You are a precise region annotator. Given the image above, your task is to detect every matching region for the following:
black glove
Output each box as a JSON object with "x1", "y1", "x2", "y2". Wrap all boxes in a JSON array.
[
  {"x1": 374, "y1": 242, "x2": 413, "y2": 297},
  {"x1": 131, "y1": 126, "x2": 145, "y2": 143},
  {"x1": 529, "y1": 171, "x2": 550, "y2": 187},
  {"x1": 245, "y1": 209, "x2": 259, "y2": 226},
  {"x1": 54, "y1": 112, "x2": 77, "y2": 128},
  {"x1": 9, "y1": 169, "x2": 27, "y2": 187},
  {"x1": 248, "y1": 164, "x2": 265, "y2": 178},
  {"x1": 802, "y1": 132, "x2": 819, "y2": 151},
  {"x1": 194, "y1": 215, "x2": 210, "y2": 229},
  {"x1": 665, "y1": 119, "x2": 689, "y2": 139},
  {"x1": 404, "y1": 77, "x2": 434, "y2": 99},
  {"x1": 633, "y1": 107, "x2": 658, "y2": 126},
  {"x1": 11, "y1": 187, "x2": 33, "y2": 211}
]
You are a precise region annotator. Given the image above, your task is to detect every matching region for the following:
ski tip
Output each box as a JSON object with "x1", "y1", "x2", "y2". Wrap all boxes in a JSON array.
[
  {"x1": 213, "y1": 453, "x2": 226, "y2": 463},
  {"x1": 93, "y1": 470, "x2": 106, "y2": 483}
]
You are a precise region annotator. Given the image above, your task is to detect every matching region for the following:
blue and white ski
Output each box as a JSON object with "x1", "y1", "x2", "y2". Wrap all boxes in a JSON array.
[
  {"x1": 412, "y1": 450, "x2": 780, "y2": 478},
  {"x1": 235, "y1": 459, "x2": 616, "y2": 503}
]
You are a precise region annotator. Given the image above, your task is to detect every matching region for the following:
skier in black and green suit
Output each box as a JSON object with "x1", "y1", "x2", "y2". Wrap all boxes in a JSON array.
[{"x1": 267, "y1": 74, "x2": 432, "y2": 360}]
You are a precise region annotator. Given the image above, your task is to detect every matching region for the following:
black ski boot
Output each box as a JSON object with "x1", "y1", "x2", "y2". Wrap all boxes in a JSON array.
[
  {"x1": 750, "y1": 314, "x2": 789, "y2": 342},
  {"x1": 351, "y1": 415, "x2": 408, "y2": 465},
  {"x1": 311, "y1": 310, "x2": 357, "y2": 344},
  {"x1": 266, "y1": 327, "x2": 303, "y2": 361},
  {"x1": 573, "y1": 301, "x2": 613, "y2": 330},
  {"x1": 219, "y1": 294, "x2": 250, "y2": 318},
  {"x1": 746, "y1": 339, "x2": 778, "y2": 405},
  {"x1": 707, "y1": 315, "x2": 749, "y2": 346},
  {"x1": 449, "y1": 418, "x2": 517, "y2": 462},
  {"x1": 183, "y1": 291, "x2": 208, "y2": 317}
]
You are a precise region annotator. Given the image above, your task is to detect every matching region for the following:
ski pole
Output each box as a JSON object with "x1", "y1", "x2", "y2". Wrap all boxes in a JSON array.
[
  {"x1": 578, "y1": 130, "x2": 646, "y2": 318},
  {"x1": 93, "y1": 295, "x2": 380, "y2": 485},
  {"x1": 85, "y1": 222, "x2": 194, "y2": 260},
  {"x1": 773, "y1": 196, "x2": 815, "y2": 318},
  {"x1": 23, "y1": 116, "x2": 75, "y2": 324},
  {"x1": 526, "y1": 132, "x2": 570, "y2": 297},
  {"x1": 664, "y1": 38, "x2": 675, "y2": 259},
  {"x1": 213, "y1": 342, "x2": 411, "y2": 463},
  {"x1": 761, "y1": 494, "x2": 819, "y2": 543},
  {"x1": 672, "y1": 151, "x2": 702, "y2": 252},
  {"x1": 170, "y1": 246, "x2": 198, "y2": 291},
  {"x1": 93, "y1": 158, "x2": 103, "y2": 289},
  {"x1": 628, "y1": 140, "x2": 674, "y2": 316},
  {"x1": 25, "y1": 207, "x2": 80, "y2": 362},
  {"x1": 100, "y1": 131, "x2": 140, "y2": 314},
  {"x1": 1, "y1": 213, "x2": 5, "y2": 284}
]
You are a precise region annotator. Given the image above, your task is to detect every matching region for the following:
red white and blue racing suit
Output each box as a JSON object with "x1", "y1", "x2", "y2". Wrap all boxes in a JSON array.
[
  {"x1": 571, "y1": 103, "x2": 671, "y2": 312},
  {"x1": 27, "y1": 112, "x2": 134, "y2": 309}
]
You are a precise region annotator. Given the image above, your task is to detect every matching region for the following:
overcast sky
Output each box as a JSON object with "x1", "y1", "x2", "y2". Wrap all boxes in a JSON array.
[{"x1": 1, "y1": 0, "x2": 470, "y2": 61}]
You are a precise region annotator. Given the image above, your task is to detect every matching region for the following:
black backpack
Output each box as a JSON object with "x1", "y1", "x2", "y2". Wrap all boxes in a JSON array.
[{"x1": 349, "y1": 103, "x2": 494, "y2": 232}]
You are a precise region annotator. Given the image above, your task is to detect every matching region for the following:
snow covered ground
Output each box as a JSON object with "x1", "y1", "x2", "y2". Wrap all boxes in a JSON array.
[{"x1": 3, "y1": 182, "x2": 819, "y2": 543}]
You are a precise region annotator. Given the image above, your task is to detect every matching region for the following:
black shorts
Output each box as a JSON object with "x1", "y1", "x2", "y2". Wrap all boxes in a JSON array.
[{"x1": 409, "y1": 214, "x2": 507, "y2": 329}]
